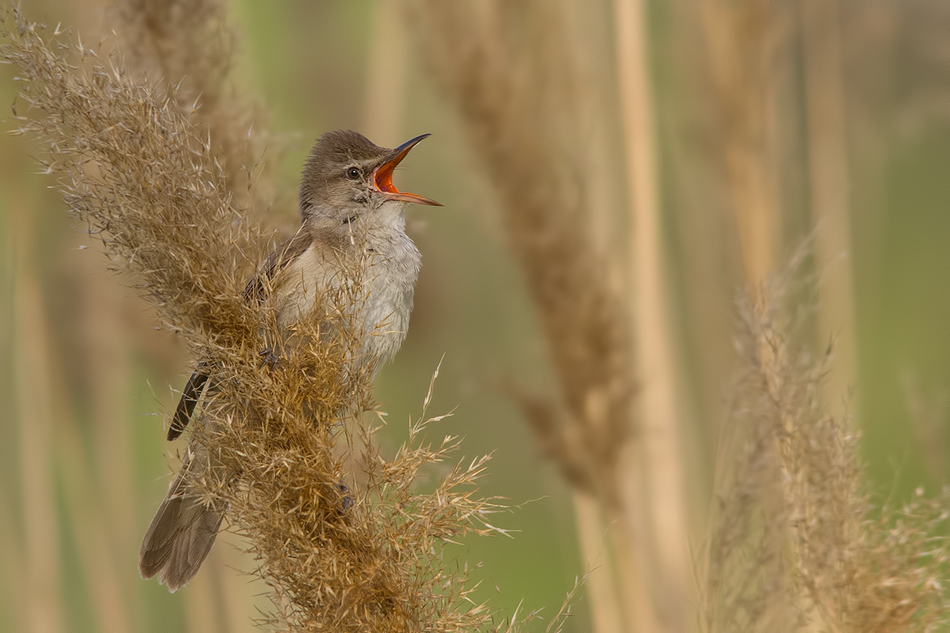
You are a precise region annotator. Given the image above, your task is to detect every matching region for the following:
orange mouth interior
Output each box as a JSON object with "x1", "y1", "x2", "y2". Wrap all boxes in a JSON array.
[
  {"x1": 374, "y1": 160, "x2": 400, "y2": 194},
  {"x1": 369, "y1": 135, "x2": 442, "y2": 206}
]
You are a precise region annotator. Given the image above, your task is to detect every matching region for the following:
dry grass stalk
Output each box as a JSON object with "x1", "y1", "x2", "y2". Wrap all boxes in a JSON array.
[
  {"x1": 0, "y1": 486, "x2": 25, "y2": 633},
  {"x1": 570, "y1": 489, "x2": 624, "y2": 632},
  {"x1": 703, "y1": 261, "x2": 950, "y2": 632},
  {"x1": 614, "y1": 0, "x2": 692, "y2": 628},
  {"x1": 1, "y1": 10, "x2": 504, "y2": 631},
  {"x1": 362, "y1": 0, "x2": 407, "y2": 145},
  {"x1": 11, "y1": 215, "x2": 64, "y2": 633},
  {"x1": 404, "y1": 2, "x2": 643, "y2": 629},
  {"x1": 56, "y1": 404, "x2": 131, "y2": 633},
  {"x1": 109, "y1": 4, "x2": 269, "y2": 625},
  {"x1": 697, "y1": 0, "x2": 789, "y2": 286},
  {"x1": 56, "y1": 163, "x2": 158, "y2": 630},
  {"x1": 800, "y1": 0, "x2": 858, "y2": 418},
  {"x1": 404, "y1": 1, "x2": 636, "y2": 506},
  {"x1": 115, "y1": 0, "x2": 275, "y2": 215}
]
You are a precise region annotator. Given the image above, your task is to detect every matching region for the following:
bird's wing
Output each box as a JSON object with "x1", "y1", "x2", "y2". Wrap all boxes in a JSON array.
[
  {"x1": 167, "y1": 229, "x2": 314, "y2": 441},
  {"x1": 167, "y1": 369, "x2": 210, "y2": 441},
  {"x1": 244, "y1": 227, "x2": 314, "y2": 303}
]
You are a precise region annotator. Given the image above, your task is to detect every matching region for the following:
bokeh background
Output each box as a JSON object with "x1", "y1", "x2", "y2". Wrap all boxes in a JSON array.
[{"x1": 1, "y1": 0, "x2": 949, "y2": 631}]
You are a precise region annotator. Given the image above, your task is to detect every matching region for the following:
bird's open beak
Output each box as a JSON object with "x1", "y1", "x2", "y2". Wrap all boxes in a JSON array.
[{"x1": 371, "y1": 134, "x2": 442, "y2": 206}]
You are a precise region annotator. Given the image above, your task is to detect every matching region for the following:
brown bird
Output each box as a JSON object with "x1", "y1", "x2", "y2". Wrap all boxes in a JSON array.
[{"x1": 139, "y1": 130, "x2": 440, "y2": 592}]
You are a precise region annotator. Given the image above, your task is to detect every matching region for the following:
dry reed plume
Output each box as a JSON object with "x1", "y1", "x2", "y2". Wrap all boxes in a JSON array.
[
  {"x1": 404, "y1": 1, "x2": 635, "y2": 506},
  {"x1": 114, "y1": 0, "x2": 276, "y2": 216},
  {"x1": 407, "y1": 2, "x2": 950, "y2": 632},
  {"x1": 702, "y1": 260, "x2": 950, "y2": 632},
  {"x1": 697, "y1": 0, "x2": 789, "y2": 286},
  {"x1": 1, "y1": 9, "x2": 507, "y2": 631},
  {"x1": 405, "y1": 2, "x2": 673, "y2": 630}
]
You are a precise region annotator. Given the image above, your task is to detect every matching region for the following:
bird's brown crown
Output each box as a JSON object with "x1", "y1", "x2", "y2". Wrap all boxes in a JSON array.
[
  {"x1": 310, "y1": 130, "x2": 388, "y2": 165},
  {"x1": 299, "y1": 130, "x2": 387, "y2": 216}
]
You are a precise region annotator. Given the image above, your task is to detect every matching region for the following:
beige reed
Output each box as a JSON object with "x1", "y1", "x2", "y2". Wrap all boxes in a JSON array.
[
  {"x1": 702, "y1": 259, "x2": 950, "y2": 633},
  {"x1": 1, "y1": 9, "x2": 510, "y2": 631}
]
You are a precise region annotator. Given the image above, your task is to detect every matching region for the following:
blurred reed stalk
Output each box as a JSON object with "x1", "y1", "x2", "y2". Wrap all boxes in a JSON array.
[
  {"x1": 67, "y1": 2, "x2": 139, "y2": 625},
  {"x1": 570, "y1": 489, "x2": 624, "y2": 632},
  {"x1": 57, "y1": 399, "x2": 130, "y2": 633},
  {"x1": 404, "y1": 1, "x2": 694, "y2": 630},
  {"x1": 701, "y1": 264, "x2": 950, "y2": 632},
  {"x1": 2, "y1": 7, "x2": 505, "y2": 630},
  {"x1": 116, "y1": 0, "x2": 275, "y2": 216},
  {"x1": 697, "y1": 0, "x2": 786, "y2": 286},
  {"x1": 71, "y1": 241, "x2": 137, "y2": 631},
  {"x1": 114, "y1": 1, "x2": 272, "y2": 627},
  {"x1": 689, "y1": 2, "x2": 802, "y2": 620},
  {"x1": 12, "y1": 208, "x2": 64, "y2": 633},
  {"x1": 555, "y1": 2, "x2": 633, "y2": 629},
  {"x1": 362, "y1": 0, "x2": 407, "y2": 146},
  {"x1": 800, "y1": 0, "x2": 857, "y2": 415},
  {"x1": 614, "y1": 0, "x2": 692, "y2": 630},
  {"x1": 0, "y1": 487, "x2": 22, "y2": 633},
  {"x1": 0, "y1": 203, "x2": 17, "y2": 632}
]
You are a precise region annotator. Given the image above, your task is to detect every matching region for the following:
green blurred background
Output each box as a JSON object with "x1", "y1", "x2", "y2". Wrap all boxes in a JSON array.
[{"x1": 1, "y1": 0, "x2": 949, "y2": 631}]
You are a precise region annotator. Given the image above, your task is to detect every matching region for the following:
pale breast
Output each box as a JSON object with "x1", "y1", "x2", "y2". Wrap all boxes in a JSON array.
[
  {"x1": 358, "y1": 232, "x2": 421, "y2": 372},
  {"x1": 271, "y1": 233, "x2": 421, "y2": 375},
  {"x1": 272, "y1": 244, "x2": 331, "y2": 330}
]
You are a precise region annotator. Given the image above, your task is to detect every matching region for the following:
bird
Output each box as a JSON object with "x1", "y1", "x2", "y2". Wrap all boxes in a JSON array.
[{"x1": 138, "y1": 130, "x2": 440, "y2": 592}]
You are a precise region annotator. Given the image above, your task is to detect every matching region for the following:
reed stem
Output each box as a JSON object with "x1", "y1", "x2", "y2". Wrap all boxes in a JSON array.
[
  {"x1": 615, "y1": 0, "x2": 691, "y2": 628},
  {"x1": 12, "y1": 211, "x2": 64, "y2": 633},
  {"x1": 801, "y1": 0, "x2": 857, "y2": 418}
]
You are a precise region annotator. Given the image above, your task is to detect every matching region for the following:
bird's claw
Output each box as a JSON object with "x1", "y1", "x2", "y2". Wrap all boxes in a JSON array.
[
  {"x1": 338, "y1": 482, "x2": 353, "y2": 513},
  {"x1": 258, "y1": 347, "x2": 280, "y2": 369}
]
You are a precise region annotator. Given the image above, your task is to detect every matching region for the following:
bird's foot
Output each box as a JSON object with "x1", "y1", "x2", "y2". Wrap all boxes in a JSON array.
[
  {"x1": 258, "y1": 347, "x2": 280, "y2": 369},
  {"x1": 338, "y1": 481, "x2": 353, "y2": 513}
]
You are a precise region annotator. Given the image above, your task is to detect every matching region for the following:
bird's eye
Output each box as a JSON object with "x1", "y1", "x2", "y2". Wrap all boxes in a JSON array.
[{"x1": 345, "y1": 167, "x2": 361, "y2": 180}]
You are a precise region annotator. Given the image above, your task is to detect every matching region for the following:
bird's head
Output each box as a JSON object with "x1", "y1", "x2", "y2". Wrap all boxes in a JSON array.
[{"x1": 299, "y1": 130, "x2": 440, "y2": 230}]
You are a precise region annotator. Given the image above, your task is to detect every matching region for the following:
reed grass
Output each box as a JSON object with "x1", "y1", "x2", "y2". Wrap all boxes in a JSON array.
[
  {"x1": 110, "y1": 4, "x2": 267, "y2": 625},
  {"x1": 12, "y1": 215, "x2": 64, "y2": 633},
  {"x1": 1, "y1": 8, "x2": 505, "y2": 630},
  {"x1": 614, "y1": 0, "x2": 692, "y2": 629},
  {"x1": 800, "y1": 0, "x2": 857, "y2": 417},
  {"x1": 362, "y1": 0, "x2": 407, "y2": 146},
  {"x1": 701, "y1": 259, "x2": 950, "y2": 632},
  {"x1": 57, "y1": 403, "x2": 130, "y2": 633},
  {"x1": 115, "y1": 0, "x2": 275, "y2": 216},
  {"x1": 4, "y1": 1, "x2": 950, "y2": 631},
  {"x1": 404, "y1": 2, "x2": 644, "y2": 630},
  {"x1": 404, "y1": 1, "x2": 636, "y2": 503},
  {"x1": 696, "y1": 0, "x2": 788, "y2": 287}
]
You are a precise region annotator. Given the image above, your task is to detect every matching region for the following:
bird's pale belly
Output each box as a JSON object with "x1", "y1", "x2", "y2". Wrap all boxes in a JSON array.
[
  {"x1": 359, "y1": 283, "x2": 412, "y2": 371},
  {"x1": 273, "y1": 245, "x2": 415, "y2": 375}
]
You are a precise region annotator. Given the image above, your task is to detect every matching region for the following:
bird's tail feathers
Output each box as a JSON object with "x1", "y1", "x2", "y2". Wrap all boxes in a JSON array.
[{"x1": 139, "y1": 454, "x2": 222, "y2": 592}]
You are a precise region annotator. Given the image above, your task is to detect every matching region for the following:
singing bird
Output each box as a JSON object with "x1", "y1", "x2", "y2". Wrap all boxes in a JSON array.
[{"x1": 139, "y1": 130, "x2": 440, "y2": 591}]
